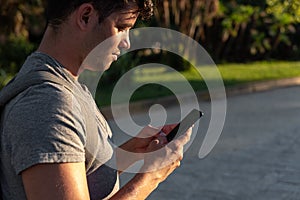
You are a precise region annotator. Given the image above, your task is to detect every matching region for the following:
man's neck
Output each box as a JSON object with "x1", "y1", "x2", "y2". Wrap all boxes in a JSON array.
[{"x1": 37, "y1": 27, "x2": 83, "y2": 78}]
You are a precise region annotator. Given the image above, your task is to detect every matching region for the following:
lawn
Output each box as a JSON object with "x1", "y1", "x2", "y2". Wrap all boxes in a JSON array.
[{"x1": 94, "y1": 61, "x2": 300, "y2": 106}]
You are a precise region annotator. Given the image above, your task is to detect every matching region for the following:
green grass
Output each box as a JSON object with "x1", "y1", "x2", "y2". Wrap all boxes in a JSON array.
[
  {"x1": 218, "y1": 61, "x2": 300, "y2": 85},
  {"x1": 95, "y1": 61, "x2": 300, "y2": 106}
]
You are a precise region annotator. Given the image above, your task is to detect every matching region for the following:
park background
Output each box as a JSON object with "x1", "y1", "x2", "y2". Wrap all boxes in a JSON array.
[
  {"x1": 1, "y1": 0, "x2": 300, "y2": 107},
  {"x1": 2, "y1": 1, "x2": 300, "y2": 199}
]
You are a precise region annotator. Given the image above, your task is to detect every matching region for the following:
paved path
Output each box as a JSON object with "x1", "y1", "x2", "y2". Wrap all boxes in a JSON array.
[{"x1": 108, "y1": 86, "x2": 300, "y2": 200}]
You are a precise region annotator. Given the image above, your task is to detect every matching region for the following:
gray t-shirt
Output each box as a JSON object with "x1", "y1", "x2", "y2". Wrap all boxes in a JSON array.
[{"x1": 0, "y1": 52, "x2": 119, "y2": 199}]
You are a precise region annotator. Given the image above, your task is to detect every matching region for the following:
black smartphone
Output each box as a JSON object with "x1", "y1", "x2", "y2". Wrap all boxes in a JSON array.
[{"x1": 166, "y1": 109, "x2": 204, "y2": 142}]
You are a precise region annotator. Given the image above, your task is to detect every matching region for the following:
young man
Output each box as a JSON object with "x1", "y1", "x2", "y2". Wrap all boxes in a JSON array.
[{"x1": 0, "y1": 1, "x2": 192, "y2": 199}]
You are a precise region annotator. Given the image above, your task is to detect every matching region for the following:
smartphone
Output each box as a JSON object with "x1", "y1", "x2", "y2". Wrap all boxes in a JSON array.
[{"x1": 166, "y1": 109, "x2": 204, "y2": 142}]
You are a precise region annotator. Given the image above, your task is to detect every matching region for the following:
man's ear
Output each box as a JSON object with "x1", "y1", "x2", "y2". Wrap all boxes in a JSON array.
[{"x1": 76, "y1": 3, "x2": 95, "y2": 30}]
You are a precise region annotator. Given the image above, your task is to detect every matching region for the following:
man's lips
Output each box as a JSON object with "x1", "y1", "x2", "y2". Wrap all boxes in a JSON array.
[
  {"x1": 112, "y1": 51, "x2": 120, "y2": 61},
  {"x1": 112, "y1": 52, "x2": 120, "y2": 56}
]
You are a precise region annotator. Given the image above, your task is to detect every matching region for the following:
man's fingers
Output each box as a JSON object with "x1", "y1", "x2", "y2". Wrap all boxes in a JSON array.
[
  {"x1": 161, "y1": 124, "x2": 178, "y2": 134},
  {"x1": 146, "y1": 138, "x2": 165, "y2": 152},
  {"x1": 156, "y1": 134, "x2": 168, "y2": 144},
  {"x1": 138, "y1": 125, "x2": 161, "y2": 138},
  {"x1": 177, "y1": 127, "x2": 192, "y2": 143}
]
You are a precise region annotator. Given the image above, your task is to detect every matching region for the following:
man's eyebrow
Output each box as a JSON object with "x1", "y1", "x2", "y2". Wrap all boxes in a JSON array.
[
  {"x1": 120, "y1": 10, "x2": 140, "y2": 19},
  {"x1": 117, "y1": 22, "x2": 135, "y2": 28}
]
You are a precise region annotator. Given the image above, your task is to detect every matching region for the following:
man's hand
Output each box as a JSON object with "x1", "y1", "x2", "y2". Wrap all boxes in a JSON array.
[
  {"x1": 116, "y1": 124, "x2": 178, "y2": 172},
  {"x1": 111, "y1": 127, "x2": 192, "y2": 200},
  {"x1": 141, "y1": 126, "x2": 192, "y2": 176}
]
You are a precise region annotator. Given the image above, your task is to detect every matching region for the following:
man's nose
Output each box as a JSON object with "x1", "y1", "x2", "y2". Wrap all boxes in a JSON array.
[{"x1": 119, "y1": 31, "x2": 130, "y2": 50}]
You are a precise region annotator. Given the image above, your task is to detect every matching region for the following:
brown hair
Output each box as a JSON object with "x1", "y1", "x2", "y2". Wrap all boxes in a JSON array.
[{"x1": 45, "y1": 0, "x2": 154, "y2": 29}]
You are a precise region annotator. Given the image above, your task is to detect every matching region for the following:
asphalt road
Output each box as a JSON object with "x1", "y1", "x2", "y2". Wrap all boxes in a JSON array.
[{"x1": 108, "y1": 85, "x2": 300, "y2": 200}]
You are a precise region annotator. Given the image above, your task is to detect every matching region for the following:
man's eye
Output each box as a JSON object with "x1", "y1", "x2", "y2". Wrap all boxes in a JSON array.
[{"x1": 117, "y1": 27, "x2": 127, "y2": 32}]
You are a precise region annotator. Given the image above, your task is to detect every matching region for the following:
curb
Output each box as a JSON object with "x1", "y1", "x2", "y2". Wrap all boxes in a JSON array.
[
  {"x1": 225, "y1": 77, "x2": 300, "y2": 97},
  {"x1": 100, "y1": 77, "x2": 300, "y2": 120}
]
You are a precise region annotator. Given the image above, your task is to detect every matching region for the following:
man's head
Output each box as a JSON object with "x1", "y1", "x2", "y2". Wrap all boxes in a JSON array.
[
  {"x1": 45, "y1": 0, "x2": 154, "y2": 30},
  {"x1": 41, "y1": 0, "x2": 154, "y2": 74}
]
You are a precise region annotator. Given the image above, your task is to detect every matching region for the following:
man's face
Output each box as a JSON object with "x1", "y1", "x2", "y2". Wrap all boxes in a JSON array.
[{"x1": 82, "y1": 3, "x2": 139, "y2": 71}]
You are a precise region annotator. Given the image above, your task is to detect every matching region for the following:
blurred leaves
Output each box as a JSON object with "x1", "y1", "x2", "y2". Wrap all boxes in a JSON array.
[
  {"x1": 1, "y1": 0, "x2": 300, "y2": 89},
  {"x1": 0, "y1": 0, "x2": 45, "y2": 88}
]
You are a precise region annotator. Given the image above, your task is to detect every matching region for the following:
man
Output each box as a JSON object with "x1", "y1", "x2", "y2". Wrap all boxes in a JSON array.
[{"x1": 0, "y1": 1, "x2": 192, "y2": 199}]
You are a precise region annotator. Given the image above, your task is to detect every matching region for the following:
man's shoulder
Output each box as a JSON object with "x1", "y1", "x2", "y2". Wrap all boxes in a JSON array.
[
  {"x1": 1, "y1": 51, "x2": 80, "y2": 112},
  {"x1": 2, "y1": 81, "x2": 78, "y2": 125}
]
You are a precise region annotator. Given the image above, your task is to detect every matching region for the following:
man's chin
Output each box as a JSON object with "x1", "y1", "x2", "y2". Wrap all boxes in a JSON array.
[
  {"x1": 83, "y1": 61, "x2": 113, "y2": 72},
  {"x1": 103, "y1": 60, "x2": 115, "y2": 71},
  {"x1": 103, "y1": 64, "x2": 112, "y2": 71}
]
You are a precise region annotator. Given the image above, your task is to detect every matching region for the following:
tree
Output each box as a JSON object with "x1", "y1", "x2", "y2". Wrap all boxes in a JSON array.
[
  {"x1": 0, "y1": 0, "x2": 45, "y2": 87},
  {"x1": 206, "y1": 0, "x2": 300, "y2": 61},
  {"x1": 135, "y1": 0, "x2": 221, "y2": 71},
  {"x1": 154, "y1": 0, "x2": 220, "y2": 42},
  {"x1": 0, "y1": 0, "x2": 45, "y2": 40},
  {"x1": 265, "y1": 0, "x2": 300, "y2": 58}
]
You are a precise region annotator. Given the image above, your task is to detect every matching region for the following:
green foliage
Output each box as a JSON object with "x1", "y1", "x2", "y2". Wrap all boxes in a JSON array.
[
  {"x1": 1, "y1": 0, "x2": 300, "y2": 91},
  {"x1": 0, "y1": 35, "x2": 36, "y2": 88},
  {"x1": 221, "y1": 5, "x2": 257, "y2": 37},
  {"x1": 0, "y1": 69, "x2": 14, "y2": 88},
  {"x1": 210, "y1": 0, "x2": 300, "y2": 61},
  {"x1": 266, "y1": 0, "x2": 300, "y2": 23},
  {"x1": 0, "y1": 35, "x2": 35, "y2": 73},
  {"x1": 0, "y1": 0, "x2": 45, "y2": 89}
]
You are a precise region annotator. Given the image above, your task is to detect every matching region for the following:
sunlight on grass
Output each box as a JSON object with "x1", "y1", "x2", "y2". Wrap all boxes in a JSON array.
[
  {"x1": 134, "y1": 61, "x2": 300, "y2": 85},
  {"x1": 218, "y1": 61, "x2": 300, "y2": 85},
  {"x1": 97, "y1": 61, "x2": 300, "y2": 106}
]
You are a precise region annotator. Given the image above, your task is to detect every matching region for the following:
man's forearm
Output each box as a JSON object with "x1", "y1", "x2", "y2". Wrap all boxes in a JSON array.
[
  {"x1": 109, "y1": 172, "x2": 159, "y2": 200},
  {"x1": 116, "y1": 139, "x2": 143, "y2": 173}
]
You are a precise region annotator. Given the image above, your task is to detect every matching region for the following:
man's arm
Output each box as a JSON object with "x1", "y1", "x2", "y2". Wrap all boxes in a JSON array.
[
  {"x1": 22, "y1": 161, "x2": 176, "y2": 200},
  {"x1": 22, "y1": 162, "x2": 90, "y2": 200},
  {"x1": 22, "y1": 128, "x2": 191, "y2": 200}
]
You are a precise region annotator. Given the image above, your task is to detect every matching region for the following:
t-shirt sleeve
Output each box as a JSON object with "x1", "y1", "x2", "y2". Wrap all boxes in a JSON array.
[{"x1": 3, "y1": 82, "x2": 86, "y2": 175}]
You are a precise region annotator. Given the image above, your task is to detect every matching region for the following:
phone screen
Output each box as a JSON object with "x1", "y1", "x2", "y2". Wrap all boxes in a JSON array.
[{"x1": 166, "y1": 109, "x2": 203, "y2": 142}]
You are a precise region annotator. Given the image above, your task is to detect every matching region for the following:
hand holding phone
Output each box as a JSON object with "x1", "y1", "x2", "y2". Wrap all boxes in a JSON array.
[{"x1": 166, "y1": 109, "x2": 203, "y2": 142}]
